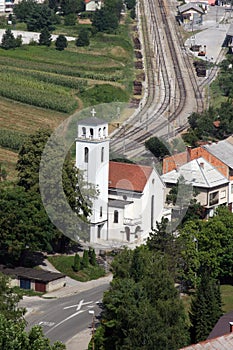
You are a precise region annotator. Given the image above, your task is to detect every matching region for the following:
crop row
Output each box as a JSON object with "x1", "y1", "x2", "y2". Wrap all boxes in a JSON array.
[
  {"x1": 0, "y1": 57, "x2": 123, "y2": 81},
  {"x1": 0, "y1": 66, "x2": 87, "y2": 91},
  {"x1": 0, "y1": 129, "x2": 27, "y2": 151},
  {"x1": 0, "y1": 73, "x2": 78, "y2": 113}
]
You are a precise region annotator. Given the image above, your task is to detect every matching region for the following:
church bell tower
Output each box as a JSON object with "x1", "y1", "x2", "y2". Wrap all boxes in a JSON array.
[{"x1": 75, "y1": 109, "x2": 109, "y2": 243}]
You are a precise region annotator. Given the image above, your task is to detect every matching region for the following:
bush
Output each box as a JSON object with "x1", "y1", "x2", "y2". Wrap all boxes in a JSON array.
[
  {"x1": 76, "y1": 28, "x2": 90, "y2": 47},
  {"x1": 55, "y1": 34, "x2": 68, "y2": 51},
  {"x1": 73, "y1": 253, "x2": 80, "y2": 272},
  {"x1": 0, "y1": 129, "x2": 27, "y2": 151},
  {"x1": 81, "y1": 250, "x2": 89, "y2": 268}
]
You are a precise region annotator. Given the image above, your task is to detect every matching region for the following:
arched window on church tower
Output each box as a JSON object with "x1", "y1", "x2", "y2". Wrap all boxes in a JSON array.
[
  {"x1": 98, "y1": 128, "x2": 101, "y2": 138},
  {"x1": 84, "y1": 147, "x2": 89, "y2": 163},
  {"x1": 103, "y1": 127, "x2": 106, "y2": 137},
  {"x1": 101, "y1": 147, "x2": 104, "y2": 162},
  {"x1": 90, "y1": 128, "x2": 94, "y2": 138},
  {"x1": 82, "y1": 127, "x2": 86, "y2": 137},
  {"x1": 114, "y1": 210, "x2": 119, "y2": 223}
]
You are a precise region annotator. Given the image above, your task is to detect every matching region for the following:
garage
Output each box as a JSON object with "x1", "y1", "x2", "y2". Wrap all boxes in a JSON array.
[{"x1": 35, "y1": 281, "x2": 46, "y2": 293}]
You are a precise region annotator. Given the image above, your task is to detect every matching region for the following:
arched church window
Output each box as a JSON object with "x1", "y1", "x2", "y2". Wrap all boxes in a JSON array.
[
  {"x1": 101, "y1": 147, "x2": 104, "y2": 162},
  {"x1": 103, "y1": 127, "x2": 106, "y2": 137},
  {"x1": 84, "y1": 147, "x2": 89, "y2": 163},
  {"x1": 82, "y1": 127, "x2": 86, "y2": 137},
  {"x1": 114, "y1": 210, "x2": 119, "y2": 223},
  {"x1": 98, "y1": 128, "x2": 101, "y2": 138},
  {"x1": 151, "y1": 195, "x2": 154, "y2": 229},
  {"x1": 90, "y1": 128, "x2": 94, "y2": 138},
  {"x1": 100, "y1": 206, "x2": 102, "y2": 217}
]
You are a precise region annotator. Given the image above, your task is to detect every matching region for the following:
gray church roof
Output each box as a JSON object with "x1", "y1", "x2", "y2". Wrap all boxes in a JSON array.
[
  {"x1": 161, "y1": 157, "x2": 228, "y2": 188},
  {"x1": 203, "y1": 140, "x2": 233, "y2": 169},
  {"x1": 78, "y1": 117, "x2": 107, "y2": 126}
]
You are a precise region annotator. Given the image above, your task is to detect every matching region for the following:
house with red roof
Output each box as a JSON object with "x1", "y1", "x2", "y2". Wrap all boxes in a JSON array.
[{"x1": 76, "y1": 113, "x2": 167, "y2": 244}]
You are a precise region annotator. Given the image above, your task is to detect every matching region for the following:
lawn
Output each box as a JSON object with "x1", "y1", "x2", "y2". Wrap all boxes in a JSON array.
[{"x1": 47, "y1": 255, "x2": 106, "y2": 282}]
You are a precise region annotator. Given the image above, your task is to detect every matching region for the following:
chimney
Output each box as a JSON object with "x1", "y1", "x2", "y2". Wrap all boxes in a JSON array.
[
  {"x1": 200, "y1": 162, "x2": 204, "y2": 169},
  {"x1": 229, "y1": 322, "x2": 233, "y2": 333},
  {"x1": 186, "y1": 146, "x2": 192, "y2": 162}
]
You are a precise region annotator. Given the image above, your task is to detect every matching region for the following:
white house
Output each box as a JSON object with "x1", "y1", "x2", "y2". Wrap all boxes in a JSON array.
[
  {"x1": 162, "y1": 157, "x2": 229, "y2": 218},
  {"x1": 75, "y1": 113, "x2": 167, "y2": 245},
  {"x1": 85, "y1": 0, "x2": 102, "y2": 12}
]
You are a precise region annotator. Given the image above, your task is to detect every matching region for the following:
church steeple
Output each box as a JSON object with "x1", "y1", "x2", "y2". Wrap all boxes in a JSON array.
[{"x1": 75, "y1": 109, "x2": 109, "y2": 243}]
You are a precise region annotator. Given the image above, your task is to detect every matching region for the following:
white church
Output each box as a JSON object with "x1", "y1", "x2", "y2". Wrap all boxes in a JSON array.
[{"x1": 75, "y1": 113, "x2": 168, "y2": 245}]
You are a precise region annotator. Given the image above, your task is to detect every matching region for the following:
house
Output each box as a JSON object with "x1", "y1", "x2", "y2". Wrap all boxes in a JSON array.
[
  {"x1": 202, "y1": 140, "x2": 233, "y2": 212},
  {"x1": 179, "y1": 332, "x2": 233, "y2": 349},
  {"x1": 0, "y1": 265, "x2": 66, "y2": 292},
  {"x1": 75, "y1": 112, "x2": 167, "y2": 244},
  {"x1": 177, "y1": 3, "x2": 205, "y2": 25},
  {"x1": 85, "y1": 0, "x2": 102, "y2": 12},
  {"x1": 161, "y1": 157, "x2": 229, "y2": 218},
  {"x1": 163, "y1": 140, "x2": 233, "y2": 212}
]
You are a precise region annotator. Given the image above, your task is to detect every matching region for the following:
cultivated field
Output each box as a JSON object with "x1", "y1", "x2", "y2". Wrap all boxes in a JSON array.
[{"x1": 0, "y1": 24, "x2": 135, "y2": 180}]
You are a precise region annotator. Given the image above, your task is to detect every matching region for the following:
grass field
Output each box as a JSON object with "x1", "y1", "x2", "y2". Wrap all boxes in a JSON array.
[
  {"x1": 0, "y1": 21, "x2": 135, "y2": 180},
  {"x1": 47, "y1": 255, "x2": 106, "y2": 282}
]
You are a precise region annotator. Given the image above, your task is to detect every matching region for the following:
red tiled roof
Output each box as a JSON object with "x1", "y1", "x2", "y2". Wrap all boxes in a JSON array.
[
  {"x1": 179, "y1": 333, "x2": 233, "y2": 349},
  {"x1": 109, "y1": 161, "x2": 152, "y2": 192}
]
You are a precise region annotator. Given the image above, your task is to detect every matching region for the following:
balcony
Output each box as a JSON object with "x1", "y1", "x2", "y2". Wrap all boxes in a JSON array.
[{"x1": 123, "y1": 216, "x2": 142, "y2": 226}]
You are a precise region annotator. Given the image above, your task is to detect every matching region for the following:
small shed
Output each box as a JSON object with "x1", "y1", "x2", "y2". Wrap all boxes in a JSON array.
[
  {"x1": 0, "y1": 265, "x2": 66, "y2": 293},
  {"x1": 177, "y1": 3, "x2": 205, "y2": 25}
]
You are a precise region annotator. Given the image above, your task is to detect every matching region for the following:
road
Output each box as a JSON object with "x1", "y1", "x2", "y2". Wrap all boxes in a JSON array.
[{"x1": 20, "y1": 283, "x2": 109, "y2": 345}]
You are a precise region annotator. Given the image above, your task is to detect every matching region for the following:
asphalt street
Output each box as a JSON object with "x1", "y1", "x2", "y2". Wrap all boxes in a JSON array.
[{"x1": 21, "y1": 283, "x2": 109, "y2": 345}]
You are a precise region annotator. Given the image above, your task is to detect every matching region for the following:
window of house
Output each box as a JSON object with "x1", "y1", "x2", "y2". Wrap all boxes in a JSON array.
[
  {"x1": 101, "y1": 147, "x2": 104, "y2": 162},
  {"x1": 114, "y1": 210, "x2": 119, "y2": 223},
  {"x1": 231, "y1": 184, "x2": 233, "y2": 194},
  {"x1": 100, "y1": 206, "x2": 102, "y2": 218},
  {"x1": 84, "y1": 147, "x2": 89, "y2": 163},
  {"x1": 209, "y1": 191, "x2": 219, "y2": 206},
  {"x1": 220, "y1": 190, "x2": 226, "y2": 199}
]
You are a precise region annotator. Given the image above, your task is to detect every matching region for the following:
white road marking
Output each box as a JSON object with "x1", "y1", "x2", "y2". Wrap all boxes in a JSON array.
[
  {"x1": 38, "y1": 321, "x2": 55, "y2": 327},
  {"x1": 45, "y1": 309, "x2": 86, "y2": 334},
  {"x1": 63, "y1": 300, "x2": 93, "y2": 310}
]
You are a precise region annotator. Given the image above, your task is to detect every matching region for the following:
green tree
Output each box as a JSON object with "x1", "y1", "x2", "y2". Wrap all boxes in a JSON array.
[
  {"x1": 13, "y1": 0, "x2": 38, "y2": 22},
  {"x1": 92, "y1": 8, "x2": 119, "y2": 33},
  {"x1": 145, "y1": 136, "x2": 170, "y2": 159},
  {"x1": 26, "y1": 4, "x2": 55, "y2": 31},
  {"x1": 76, "y1": 28, "x2": 90, "y2": 47},
  {"x1": 73, "y1": 253, "x2": 80, "y2": 272},
  {"x1": 16, "y1": 129, "x2": 95, "y2": 251},
  {"x1": 81, "y1": 249, "x2": 89, "y2": 268},
  {"x1": 0, "y1": 314, "x2": 66, "y2": 349},
  {"x1": 88, "y1": 247, "x2": 97, "y2": 266},
  {"x1": 0, "y1": 186, "x2": 55, "y2": 264},
  {"x1": 64, "y1": 13, "x2": 77, "y2": 26},
  {"x1": 60, "y1": 0, "x2": 83, "y2": 15},
  {"x1": 1, "y1": 29, "x2": 17, "y2": 49},
  {"x1": 189, "y1": 269, "x2": 222, "y2": 343},
  {"x1": 93, "y1": 247, "x2": 189, "y2": 349},
  {"x1": 0, "y1": 273, "x2": 25, "y2": 322},
  {"x1": 39, "y1": 27, "x2": 52, "y2": 46},
  {"x1": 55, "y1": 34, "x2": 68, "y2": 50}
]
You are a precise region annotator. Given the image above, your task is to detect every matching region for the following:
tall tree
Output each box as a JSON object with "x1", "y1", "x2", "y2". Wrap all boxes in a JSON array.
[
  {"x1": 145, "y1": 136, "x2": 170, "y2": 159},
  {"x1": 189, "y1": 269, "x2": 222, "y2": 343},
  {"x1": 39, "y1": 27, "x2": 52, "y2": 46},
  {"x1": 1, "y1": 29, "x2": 17, "y2": 49},
  {"x1": 93, "y1": 247, "x2": 189, "y2": 349},
  {"x1": 76, "y1": 28, "x2": 90, "y2": 47}
]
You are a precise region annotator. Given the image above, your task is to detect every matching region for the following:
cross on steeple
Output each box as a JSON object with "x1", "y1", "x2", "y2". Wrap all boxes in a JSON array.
[{"x1": 91, "y1": 108, "x2": 96, "y2": 117}]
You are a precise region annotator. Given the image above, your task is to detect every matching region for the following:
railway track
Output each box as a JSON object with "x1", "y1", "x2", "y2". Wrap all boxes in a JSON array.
[{"x1": 111, "y1": 0, "x2": 205, "y2": 157}]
